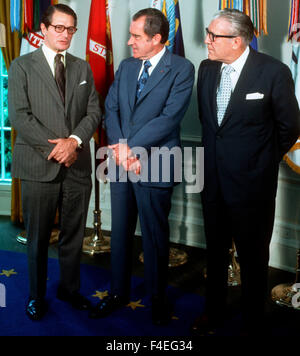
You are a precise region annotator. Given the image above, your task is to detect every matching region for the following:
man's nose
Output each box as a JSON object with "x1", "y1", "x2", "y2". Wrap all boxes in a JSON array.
[
  {"x1": 204, "y1": 33, "x2": 211, "y2": 45},
  {"x1": 127, "y1": 36, "x2": 134, "y2": 45}
]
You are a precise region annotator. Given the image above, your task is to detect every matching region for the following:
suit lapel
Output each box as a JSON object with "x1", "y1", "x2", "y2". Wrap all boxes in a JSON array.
[
  {"x1": 220, "y1": 48, "x2": 262, "y2": 129},
  {"x1": 136, "y1": 49, "x2": 171, "y2": 104},
  {"x1": 127, "y1": 59, "x2": 141, "y2": 111},
  {"x1": 32, "y1": 48, "x2": 64, "y2": 110},
  {"x1": 65, "y1": 53, "x2": 78, "y2": 114},
  {"x1": 211, "y1": 62, "x2": 222, "y2": 130}
]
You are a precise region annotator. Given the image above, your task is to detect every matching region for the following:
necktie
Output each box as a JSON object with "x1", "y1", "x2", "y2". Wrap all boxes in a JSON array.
[
  {"x1": 55, "y1": 53, "x2": 65, "y2": 104},
  {"x1": 136, "y1": 60, "x2": 151, "y2": 99},
  {"x1": 216, "y1": 65, "x2": 234, "y2": 125}
]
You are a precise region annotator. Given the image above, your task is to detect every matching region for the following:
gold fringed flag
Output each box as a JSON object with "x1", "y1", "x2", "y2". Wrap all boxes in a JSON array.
[
  {"x1": 151, "y1": 0, "x2": 185, "y2": 57},
  {"x1": 284, "y1": 1, "x2": 300, "y2": 174},
  {"x1": 86, "y1": 0, "x2": 114, "y2": 146}
]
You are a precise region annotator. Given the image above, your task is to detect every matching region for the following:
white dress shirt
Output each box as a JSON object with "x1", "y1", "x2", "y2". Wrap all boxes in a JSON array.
[
  {"x1": 42, "y1": 44, "x2": 66, "y2": 75},
  {"x1": 42, "y1": 44, "x2": 82, "y2": 147},
  {"x1": 138, "y1": 46, "x2": 166, "y2": 79},
  {"x1": 221, "y1": 46, "x2": 250, "y2": 91}
]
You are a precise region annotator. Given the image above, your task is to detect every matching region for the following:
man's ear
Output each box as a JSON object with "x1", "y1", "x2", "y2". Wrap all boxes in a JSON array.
[
  {"x1": 232, "y1": 36, "x2": 243, "y2": 50},
  {"x1": 152, "y1": 33, "x2": 162, "y2": 45},
  {"x1": 40, "y1": 23, "x2": 46, "y2": 36}
]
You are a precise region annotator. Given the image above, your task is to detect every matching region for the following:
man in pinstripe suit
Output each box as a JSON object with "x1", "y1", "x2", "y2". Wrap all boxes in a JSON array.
[{"x1": 8, "y1": 4, "x2": 100, "y2": 320}]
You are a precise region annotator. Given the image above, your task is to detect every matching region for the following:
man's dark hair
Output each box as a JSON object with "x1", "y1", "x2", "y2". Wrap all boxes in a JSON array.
[
  {"x1": 133, "y1": 8, "x2": 169, "y2": 44},
  {"x1": 41, "y1": 4, "x2": 77, "y2": 28}
]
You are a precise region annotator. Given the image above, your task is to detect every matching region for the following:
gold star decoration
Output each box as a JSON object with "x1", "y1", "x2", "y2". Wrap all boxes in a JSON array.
[
  {"x1": 0, "y1": 269, "x2": 17, "y2": 277},
  {"x1": 92, "y1": 290, "x2": 109, "y2": 300},
  {"x1": 126, "y1": 299, "x2": 145, "y2": 311}
]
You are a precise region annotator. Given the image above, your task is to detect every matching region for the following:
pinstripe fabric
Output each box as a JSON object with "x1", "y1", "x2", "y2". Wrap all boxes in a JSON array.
[{"x1": 8, "y1": 47, "x2": 101, "y2": 182}]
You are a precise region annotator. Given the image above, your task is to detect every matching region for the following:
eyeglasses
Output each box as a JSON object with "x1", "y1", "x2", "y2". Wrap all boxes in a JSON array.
[
  {"x1": 205, "y1": 28, "x2": 237, "y2": 42},
  {"x1": 49, "y1": 24, "x2": 77, "y2": 35}
]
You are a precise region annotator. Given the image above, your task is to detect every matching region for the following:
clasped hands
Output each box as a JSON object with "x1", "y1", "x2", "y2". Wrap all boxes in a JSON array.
[
  {"x1": 108, "y1": 142, "x2": 141, "y2": 175},
  {"x1": 47, "y1": 138, "x2": 78, "y2": 168}
]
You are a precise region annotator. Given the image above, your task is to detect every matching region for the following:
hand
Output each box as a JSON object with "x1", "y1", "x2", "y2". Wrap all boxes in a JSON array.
[
  {"x1": 108, "y1": 143, "x2": 132, "y2": 165},
  {"x1": 122, "y1": 156, "x2": 141, "y2": 175},
  {"x1": 64, "y1": 150, "x2": 79, "y2": 167},
  {"x1": 48, "y1": 138, "x2": 79, "y2": 167}
]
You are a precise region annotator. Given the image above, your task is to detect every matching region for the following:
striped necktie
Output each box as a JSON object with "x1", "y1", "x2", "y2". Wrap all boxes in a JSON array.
[
  {"x1": 55, "y1": 54, "x2": 65, "y2": 104},
  {"x1": 136, "y1": 60, "x2": 151, "y2": 99}
]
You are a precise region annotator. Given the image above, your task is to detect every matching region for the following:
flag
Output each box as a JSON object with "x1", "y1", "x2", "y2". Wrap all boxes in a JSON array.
[
  {"x1": 150, "y1": 0, "x2": 163, "y2": 10},
  {"x1": 20, "y1": 31, "x2": 44, "y2": 56},
  {"x1": 33, "y1": 0, "x2": 40, "y2": 31},
  {"x1": 219, "y1": 0, "x2": 243, "y2": 11},
  {"x1": 218, "y1": 0, "x2": 268, "y2": 50},
  {"x1": 283, "y1": 44, "x2": 300, "y2": 174},
  {"x1": 86, "y1": 0, "x2": 114, "y2": 146},
  {"x1": 10, "y1": 0, "x2": 21, "y2": 32},
  {"x1": 0, "y1": 24, "x2": 5, "y2": 47},
  {"x1": 288, "y1": 0, "x2": 300, "y2": 41},
  {"x1": 23, "y1": 0, "x2": 34, "y2": 34},
  {"x1": 163, "y1": 0, "x2": 176, "y2": 53},
  {"x1": 173, "y1": 0, "x2": 185, "y2": 56},
  {"x1": 39, "y1": 0, "x2": 52, "y2": 23},
  {"x1": 151, "y1": 0, "x2": 185, "y2": 57},
  {"x1": 284, "y1": 0, "x2": 300, "y2": 174},
  {"x1": 218, "y1": 1, "x2": 268, "y2": 36}
]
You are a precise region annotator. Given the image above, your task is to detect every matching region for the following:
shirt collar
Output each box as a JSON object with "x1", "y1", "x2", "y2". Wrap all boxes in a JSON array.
[
  {"x1": 144, "y1": 46, "x2": 166, "y2": 69},
  {"x1": 221, "y1": 46, "x2": 250, "y2": 74},
  {"x1": 42, "y1": 44, "x2": 66, "y2": 67}
]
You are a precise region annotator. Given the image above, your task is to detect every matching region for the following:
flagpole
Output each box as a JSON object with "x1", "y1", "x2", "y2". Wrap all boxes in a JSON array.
[
  {"x1": 81, "y1": 0, "x2": 114, "y2": 255},
  {"x1": 82, "y1": 140, "x2": 111, "y2": 255}
]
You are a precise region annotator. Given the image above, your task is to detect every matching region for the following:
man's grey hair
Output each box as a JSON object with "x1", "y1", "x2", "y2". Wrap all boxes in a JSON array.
[{"x1": 213, "y1": 8, "x2": 254, "y2": 46}]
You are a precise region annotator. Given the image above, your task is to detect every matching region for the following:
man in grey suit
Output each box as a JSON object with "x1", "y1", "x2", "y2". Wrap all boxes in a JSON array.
[{"x1": 8, "y1": 4, "x2": 100, "y2": 320}]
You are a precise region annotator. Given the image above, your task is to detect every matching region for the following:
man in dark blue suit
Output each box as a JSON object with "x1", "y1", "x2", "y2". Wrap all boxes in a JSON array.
[
  {"x1": 194, "y1": 9, "x2": 300, "y2": 335},
  {"x1": 89, "y1": 8, "x2": 194, "y2": 325}
]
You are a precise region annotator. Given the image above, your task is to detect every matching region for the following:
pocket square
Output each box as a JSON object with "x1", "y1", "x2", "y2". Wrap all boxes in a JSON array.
[
  {"x1": 79, "y1": 80, "x2": 87, "y2": 86},
  {"x1": 246, "y1": 92, "x2": 264, "y2": 100}
]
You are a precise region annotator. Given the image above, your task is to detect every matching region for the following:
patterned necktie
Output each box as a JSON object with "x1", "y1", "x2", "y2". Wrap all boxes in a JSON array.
[
  {"x1": 216, "y1": 65, "x2": 234, "y2": 125},
  {"x1": 55, "y1": 54, "x2": 65, "y2": 104},
  {"x1": 136, "y1": 60, "x2": 151, "y2": 99}
]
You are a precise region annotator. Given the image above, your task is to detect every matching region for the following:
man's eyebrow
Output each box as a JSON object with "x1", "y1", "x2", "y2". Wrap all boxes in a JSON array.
[{"x1": 129, "y1": 32, "x2": 141, "y2": 37}]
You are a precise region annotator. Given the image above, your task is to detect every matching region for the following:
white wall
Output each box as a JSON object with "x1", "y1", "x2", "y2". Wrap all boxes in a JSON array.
[
  {"x1": 53, "y1": 0, "x2": 300, "y2": 273},
  {"x1": 62, "y1": 0, "x2": 293, "y2": 140}
]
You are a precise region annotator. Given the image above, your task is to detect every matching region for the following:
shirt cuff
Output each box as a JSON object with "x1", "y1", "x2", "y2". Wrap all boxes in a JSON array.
[{"x1": 69, "y1": 135, "x2": 82, "y2": 147}]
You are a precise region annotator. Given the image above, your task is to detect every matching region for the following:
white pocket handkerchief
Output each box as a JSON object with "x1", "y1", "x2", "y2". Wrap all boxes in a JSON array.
[
  {"x1": 246, "y1": 92, "x2": 264, "y2": 100},
  {"x1": 79, "y1": 80, "x2": 87, "y2": 86}
]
